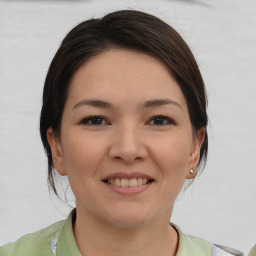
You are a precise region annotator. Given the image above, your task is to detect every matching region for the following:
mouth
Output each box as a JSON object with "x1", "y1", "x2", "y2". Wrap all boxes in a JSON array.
[{"x1": 102, "y1": 177, "x2": 155, "y2": 187}]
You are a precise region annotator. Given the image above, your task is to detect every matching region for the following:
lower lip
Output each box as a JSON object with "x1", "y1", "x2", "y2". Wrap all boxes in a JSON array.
[{"x1": 103, "y1": 182, "x2": 153, "y2": 196}]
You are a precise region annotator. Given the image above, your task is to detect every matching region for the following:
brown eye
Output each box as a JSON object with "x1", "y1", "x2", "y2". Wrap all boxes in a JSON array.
[
  {"x1": 148, "y1": 116, "x2": 175, "y2": 126},
  {"x1": 80, "y1": 116, "x2": 108, "y2": 126}
]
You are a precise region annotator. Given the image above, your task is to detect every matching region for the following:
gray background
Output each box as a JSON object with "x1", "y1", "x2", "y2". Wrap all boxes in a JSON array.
[{"x1": 0, "y1": 0, "x2": 255, "y2": 254}]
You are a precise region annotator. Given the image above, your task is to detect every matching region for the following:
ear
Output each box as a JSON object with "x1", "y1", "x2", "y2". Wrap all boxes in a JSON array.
[
  {"x1": 47, "y1": 127, "x2": 67, "y2": 176},
  {"x1": 186, "y1": 127, "x2": 206, "y2": 179}
]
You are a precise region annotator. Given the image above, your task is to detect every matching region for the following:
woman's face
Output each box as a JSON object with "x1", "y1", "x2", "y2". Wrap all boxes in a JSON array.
[{"x1": 48, "y1": 49, "x2": 203, "y2": 228}]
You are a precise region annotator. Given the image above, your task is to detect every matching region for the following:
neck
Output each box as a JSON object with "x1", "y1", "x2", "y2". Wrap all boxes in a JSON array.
[{"x1": 73, "y1": 207, "x2": 178, "y2": 256}]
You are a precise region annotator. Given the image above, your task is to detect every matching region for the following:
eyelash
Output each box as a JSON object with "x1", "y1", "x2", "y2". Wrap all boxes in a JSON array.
[
  {"x1": 79, "y1": 115, "x2": 175, "y2": 126},
  {"x1": 79, "y1": 116, "x2": 109, "y2": 126},
  {"x1": 148, "y1": 115, "x2": 175, "y2": 126}
]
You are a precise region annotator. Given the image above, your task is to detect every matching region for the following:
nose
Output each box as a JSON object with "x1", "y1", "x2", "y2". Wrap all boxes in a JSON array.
[{"x1": 108, "y1": 122, "x2": 148, "y2": 164}]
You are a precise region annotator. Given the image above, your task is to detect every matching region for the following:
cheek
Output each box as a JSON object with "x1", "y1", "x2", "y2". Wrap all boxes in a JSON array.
[
  {"x1": 153, "y1": 134, "x2": 192, "y2": 173},
  {"x1": 61, "y1": 133, "x2": 107, "y2": 177},
  {"x1": 60, "y1": 133, "x2": 109, "y2": 202},
  {"x1": 150, "y1": 133, "x2": 192, "y2": 199}
]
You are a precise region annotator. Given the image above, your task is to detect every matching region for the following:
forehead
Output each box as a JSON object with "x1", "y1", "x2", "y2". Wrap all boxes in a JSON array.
[{"x1": 67, "y1": 49, "x2": 187, "y2": 109}]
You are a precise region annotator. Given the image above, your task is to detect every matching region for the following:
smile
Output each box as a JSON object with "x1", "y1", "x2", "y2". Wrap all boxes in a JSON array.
[{"x1": 103, "y1": 177, "x2": 154, "y2": 187}]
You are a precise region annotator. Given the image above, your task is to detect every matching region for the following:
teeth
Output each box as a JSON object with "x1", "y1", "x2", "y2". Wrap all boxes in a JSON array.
[
  {"x1": 129, "y1": 178, "x2": 137, "y2": 187},
  {"x1": 106, "y1": 177, "x2": 152, "y2": 187},
  {"x1": 137, "y1": 177, "x2": 142, "y2": 186},
  {"x1": 115, "y1": 178, "x2": 121, "y2": 186},
  {"x1": 121, "y1": 178, "x2": 128, "y2": 187}
]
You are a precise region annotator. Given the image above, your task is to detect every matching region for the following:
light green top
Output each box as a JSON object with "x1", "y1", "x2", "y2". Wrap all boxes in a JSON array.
[
  {"x1": 249, "y1": 244, "x2": 256, "y2": 256},
  {"x1": 0, "y1": 210, "x2": 212, "y2": 256}
]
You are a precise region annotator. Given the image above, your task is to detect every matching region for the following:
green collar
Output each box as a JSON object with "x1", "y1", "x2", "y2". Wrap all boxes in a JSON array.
[
  {"x1": 54, "y1": 210, "x2": 212, "y2": 256},
  {"x1": 56, "y1": 210, "x2": 81, "y2": 256},
  {"x1": 173, "y1": 224, "x2": 211, "y2": 256}
]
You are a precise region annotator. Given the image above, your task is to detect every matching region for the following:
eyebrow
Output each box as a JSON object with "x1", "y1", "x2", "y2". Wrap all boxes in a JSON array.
[
  {"x1": 142, "y1": 99, "x2": 183, "y2": 111},
  {"x1": 73, "y1": 99, "x2": 112, "y2": 109},
  {"x1": 73, "y1": 98, "x2": 183, "y2": 111}
]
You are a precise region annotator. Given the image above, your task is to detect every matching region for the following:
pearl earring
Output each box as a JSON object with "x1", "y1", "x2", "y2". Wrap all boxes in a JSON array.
[{"x1": 189, "y1": 169, "x2": 194, "y2": 174}]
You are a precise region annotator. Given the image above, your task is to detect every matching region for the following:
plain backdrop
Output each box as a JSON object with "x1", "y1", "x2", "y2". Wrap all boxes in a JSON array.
[{"x1": 0, "y1": 0, "x2": 255, "y2": 254}]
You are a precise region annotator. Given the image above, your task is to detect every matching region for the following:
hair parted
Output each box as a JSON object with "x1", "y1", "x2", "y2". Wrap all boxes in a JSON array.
[{"x1": 40, "y1": 9, "x2": 208, "y2": 197}]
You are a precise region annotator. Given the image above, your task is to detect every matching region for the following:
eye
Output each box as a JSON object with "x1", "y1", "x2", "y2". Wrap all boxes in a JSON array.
[
  {"x1": 148, "y1": 115, "x2": 175, "y2": 126},
  {"x1": 80, "y1": 116, "x2": 109, "y2": 126}
]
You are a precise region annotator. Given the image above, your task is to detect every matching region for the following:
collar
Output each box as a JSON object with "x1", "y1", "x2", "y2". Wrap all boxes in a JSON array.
[
  {"x1": 56, "y1": 209, "x2": 81, "y2": 256},
  {"x1": 172, "y1": 224, "x2": 212, "y2": 256},
  {"x1": 54, "y1": 210, "x2": 212, "y2": 256}
]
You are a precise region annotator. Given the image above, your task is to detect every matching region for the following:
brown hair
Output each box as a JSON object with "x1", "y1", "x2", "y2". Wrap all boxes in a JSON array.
[{"x1": 40, "y1": 9, "x2": 208, "y2": 197}]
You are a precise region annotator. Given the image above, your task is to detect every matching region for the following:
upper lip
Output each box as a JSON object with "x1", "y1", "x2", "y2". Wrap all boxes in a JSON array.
[{"x1": 101, "y1": 172, "x2": 155, "y2": 181}]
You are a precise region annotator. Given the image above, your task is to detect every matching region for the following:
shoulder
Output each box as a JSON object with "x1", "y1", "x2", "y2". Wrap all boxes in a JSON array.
[
  {"x1": 0, "y1": 219, "x2": 65, "y2": 256},
  {"x1": 249, "y1": 244, "x2": 256, "y2": 256},
  {"x1": 173, "y1": 224, "x2": 244, "y2": 256},
  {"x1": 173, "y1": 224, "x2": 212, "y2": 256}
]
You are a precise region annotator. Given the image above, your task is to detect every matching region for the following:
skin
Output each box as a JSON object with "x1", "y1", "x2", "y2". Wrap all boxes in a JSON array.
[{"x1": 47, "y1": 49, "x2": 205, "y2": 256}]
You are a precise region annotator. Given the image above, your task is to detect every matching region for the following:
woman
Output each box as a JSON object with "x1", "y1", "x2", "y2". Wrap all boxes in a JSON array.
[{"x1": 0, "y1": 10, "x2": 243, "y2": 256}]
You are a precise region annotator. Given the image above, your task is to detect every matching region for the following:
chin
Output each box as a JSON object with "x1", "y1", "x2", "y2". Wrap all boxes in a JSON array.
[{"x1": 102, "y1": 207, "x2": 155, "y2": 229}]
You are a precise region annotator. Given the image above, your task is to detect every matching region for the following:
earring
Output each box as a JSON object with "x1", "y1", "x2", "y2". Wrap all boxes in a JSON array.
[{"x1": 189, "y1": 169, "x2": 194, "y2": 174}]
